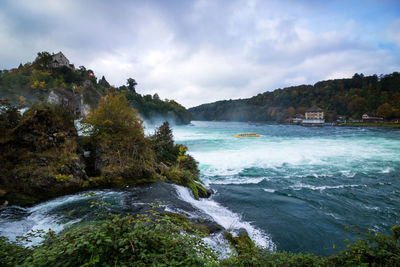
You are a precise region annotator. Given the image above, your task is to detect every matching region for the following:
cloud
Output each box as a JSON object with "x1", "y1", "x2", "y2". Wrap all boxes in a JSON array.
[
  {"x1": 386, "y1": 19, "x2": 400, "y2": 48},
  {"x1": 0, "y1": 0, "x2": 399, "y2": 107}
]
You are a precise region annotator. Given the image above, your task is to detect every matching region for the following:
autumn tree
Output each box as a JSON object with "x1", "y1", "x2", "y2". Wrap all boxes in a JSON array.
[
  {"x1": 84, "y1": 92, "x2": 155, "y2": 180},
  {"x1": 377, "y1": 103, "x2": 393, "y2": 119}
]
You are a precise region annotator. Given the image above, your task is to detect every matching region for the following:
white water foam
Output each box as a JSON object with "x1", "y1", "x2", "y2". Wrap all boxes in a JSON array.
[
  {"x1": 339, "y1": 170, "x2": 356, "y2": 178},
  {"x1": 202, "y1": 232, "x2": 232, "y2": 258},
  {"x1": 0, "y1": 191, "x2": 126, "y2": 244},
  {"x1": 290, "y1": 183, "x2": 365, "y2": 191},
  {"x1": 381, "y1": 167, "x2": 393, "y2": 174},
  {"x1": 263, "y1": 188, "x2": 276, "y2": 193},
  {"x1": 173, "y1": 185, "x2": 275, "y2": 250},
  {"x1": 202, "y1": 176, "x2": 266, "y2": 186},
  {"x1": 172, "y1": 123, "x2": 400, "y2": 182}
]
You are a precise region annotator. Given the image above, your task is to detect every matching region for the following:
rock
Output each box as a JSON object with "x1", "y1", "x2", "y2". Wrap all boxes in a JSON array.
[
  {"x1": 0, "y1": 188, "x2": 6, "y2": 197},
  {"x1": 0, "y1": 104, "x2": 88, "y2": 206},
  {"x1": 0, "y1": 200, "x2": 8, "y2": 208},
  {"x1": 197, "y1": 219, "x2": 223, "y2": 234},
  {"x1": 158, "y1": 162, "x2": 170, "y2": 175},
  {"x1": 237, "y1": 228, "x2": 249, "y2": 236}
]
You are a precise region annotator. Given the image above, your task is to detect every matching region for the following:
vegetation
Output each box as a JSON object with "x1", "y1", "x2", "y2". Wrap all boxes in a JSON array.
[
  {"x1": 83, "y1": 91, "x2": 158, "y2": 184},
  {"x1": 189, "y1": 72, "x2": 400, "y2": 123},
  {"x1": 149, "y1": 121, "x2": 210, "y2": 199},
  {"x1": 0, "y1": 51, "x2": 191, "y2": 125},
  {"x1": 0, "y1": 92, "x2": 204, "y2": 206},
  {"x1": 0, "y1": 101, "x2": 85, "y2": 205},
  {"x1": 1, "y1": 201, "x2": 399, "y2": 266},
  {"x1": 0, "y1": 205, "x2": 218, "y2": 266},
  {"x1": 0, "y1": 100, "x2": 21, "y2": 140}
]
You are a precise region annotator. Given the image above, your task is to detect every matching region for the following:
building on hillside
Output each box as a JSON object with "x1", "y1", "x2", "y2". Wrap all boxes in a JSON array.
[
  {"x1": 292, "y1": 113, "x2": 304, "y2": 124},
  {"x1": 302, "y1": 106, "x2": 325, "y2": 126},
  {"x1": 51, "y1": 52, "x2": 75, "y2": 69},
  {"x1": 362, "y1": 113, "x2": 383, "y2": 123}
]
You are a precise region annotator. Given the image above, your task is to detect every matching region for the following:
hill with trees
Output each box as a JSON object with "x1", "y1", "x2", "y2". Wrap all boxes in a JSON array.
[
  {"x1": 0, "y1": 51, "x2": 191, "y2": 124},
  {"x1": 189, "y1": 72, "x2": 400, "y2": 123},
  {"x1": 0, "y1": 92, "x2": 208, "y2": 206}
]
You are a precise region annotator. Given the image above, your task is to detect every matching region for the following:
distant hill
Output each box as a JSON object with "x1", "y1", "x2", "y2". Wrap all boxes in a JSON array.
[
  {"x1": 189, "y1": 72, "x2": 400, "y2": 122},
  {"x1": 0, "y1": 51, "x2": 191, "y2": 125}
]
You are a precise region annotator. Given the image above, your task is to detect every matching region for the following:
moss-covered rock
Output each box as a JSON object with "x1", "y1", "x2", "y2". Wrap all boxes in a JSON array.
[
  {"x1": 0, "y1": 104, "x2": 88, "y2": 206},
  {"x1": 165, "y1": 164, "x2": 211, "y2": 200},
  {"x1": 224, "y1": 231, "x2": 256, "y2": 254}
]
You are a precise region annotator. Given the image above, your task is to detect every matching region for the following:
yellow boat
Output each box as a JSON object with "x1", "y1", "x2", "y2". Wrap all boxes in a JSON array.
[{"x1": 233, "y1": 133, "x2": 260, "y2": 137}]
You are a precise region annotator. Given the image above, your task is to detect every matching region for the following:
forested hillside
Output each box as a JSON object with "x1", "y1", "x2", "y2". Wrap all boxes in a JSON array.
[
  {"x1": 0, "y1": 52, "x2": 191, "y2": 124},
  {"x1": 189, "y1": 73, "x2": 400, "y2": 122}
]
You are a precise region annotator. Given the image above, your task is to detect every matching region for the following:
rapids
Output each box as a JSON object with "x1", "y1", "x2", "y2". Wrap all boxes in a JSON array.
[{"x1": 1, "y1": 121, "x2": 399, "y2": 255}]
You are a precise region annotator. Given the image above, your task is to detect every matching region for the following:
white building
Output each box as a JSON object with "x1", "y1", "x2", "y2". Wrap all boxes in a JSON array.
[{"x1": 302, "y1": 106, "x2": 325, "y2": 126}]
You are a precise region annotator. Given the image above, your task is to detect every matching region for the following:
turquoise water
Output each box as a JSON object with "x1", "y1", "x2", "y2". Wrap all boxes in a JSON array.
[
  {"x1": 172, "y1": 121, "x2": 400, "y2": 255},
  {"x1": 1, "y1": 121, "x2": 399, "y2": 256}
]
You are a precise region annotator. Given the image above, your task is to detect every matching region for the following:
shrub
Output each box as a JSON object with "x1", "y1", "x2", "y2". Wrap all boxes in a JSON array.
[
  {"x1": 326, "y1": 225, "x2": 400, "y2": 266},
  {"x1": 20, "y1": 207, "x2": 218, "y2": 266},
  {"x1": 0, "y1": 100, "x2": 21, "y2": 140},
  {"x1": 83, "y1": 92, "x2": 157, "y2": 182},
  {"x1": 149, "y1": 121, "x2": 179, "y2": 164}
]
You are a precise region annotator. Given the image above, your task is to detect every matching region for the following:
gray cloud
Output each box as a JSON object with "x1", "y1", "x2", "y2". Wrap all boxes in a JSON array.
[{"x1": 0, "y1": 0, "x2": 399, "y2": 107}]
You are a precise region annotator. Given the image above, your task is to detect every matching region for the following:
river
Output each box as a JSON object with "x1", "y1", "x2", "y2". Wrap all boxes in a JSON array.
[{"x1": 1, "y1": 121, "x2": 399, "y2": 255}]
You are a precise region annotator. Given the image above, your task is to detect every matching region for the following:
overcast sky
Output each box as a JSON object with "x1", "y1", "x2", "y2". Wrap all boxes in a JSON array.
[{"x1": 1, "y1": 0, "x2": 400, "y2": 107}]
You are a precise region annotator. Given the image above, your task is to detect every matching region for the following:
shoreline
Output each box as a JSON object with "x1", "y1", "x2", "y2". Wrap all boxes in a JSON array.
[{"x1": 190, "y1": 120, "x2": 400, "y2": 128}]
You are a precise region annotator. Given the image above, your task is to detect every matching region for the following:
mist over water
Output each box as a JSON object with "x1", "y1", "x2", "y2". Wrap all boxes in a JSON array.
[{"x1": 172, "y1": 121, "x2": 400, "y2": 255}]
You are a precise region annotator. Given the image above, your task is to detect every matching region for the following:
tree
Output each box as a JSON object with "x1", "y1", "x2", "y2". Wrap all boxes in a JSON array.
[
  {"x1": 84, "y1": 92, "x2": 143, "y2": 136},
  {"x1": 127, "y1": 78, "x2": 137, "y2": 93},
  {"x1": 98, "y1": 76, "x2": 110, "y2": 88},
  {"x1": 33, "y1": 51, "x2": 52, "y2": 69},
  {"x1": 0, "y1": 100, "x2": 21, "y2": 138},
  {"x1": 153, "y1": 93, "x2": 160, "y2": 101},
  {"x1": 150, "y1": 121, "x2": 179, "y2": 164},
  {"x1": 83, "y1": 92, "x2": 154, "y2": 180},
  {"x1": 377, "y1": 103, "x2": 393, "y2": 119}
]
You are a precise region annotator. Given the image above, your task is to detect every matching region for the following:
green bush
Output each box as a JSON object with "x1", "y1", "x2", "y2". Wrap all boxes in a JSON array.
[
  {"x1": 0, "y1": 100, "x2": 21, "y2": 140},
  {"x1": 326, "y1": 225, "x2": 400, "y2": 266},
  {"x1": 0, "y1": 237, "x2": 30, "y2": 266},
  {"x1": 7, "y1": 208, "x2": 217, "y2": 266},
  {"x1": 150, "y1": 121, "x2": 179, "y2": 164}
]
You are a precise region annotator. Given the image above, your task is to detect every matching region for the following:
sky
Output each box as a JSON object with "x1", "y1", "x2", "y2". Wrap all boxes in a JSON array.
[{"x1": 1, "y1": 0, "x2": 400, "y2": 108}]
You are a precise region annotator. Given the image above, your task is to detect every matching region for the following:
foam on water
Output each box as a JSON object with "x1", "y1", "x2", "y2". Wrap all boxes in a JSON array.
[
  {"x1": 0, "y1": 191, "x2": 126, "y2": 244},
  {"x1": 290, "y1": 183, "x2": 365, "y2": 191},
  {"x1": 202, "y1": 232, "x2": 232, "y2": 258},
  {"x1": 263, "y1": 188, "x2": 276, "y2": 193},
  {"x1": 202, "y1": 176, "x2": 266, "y2": 186},
  {"x1": 191, "y1": 137, "x2": 389, "y2": 179},
  {"x1": 172, "y1": 122, "x2": 400, "y2": 185},
  {"x1": 381, "y1": 167, "x2": 393, "y2": 174},
  {"x1": 174, "y1": 185, "x2": 275, "y2": 250}
]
